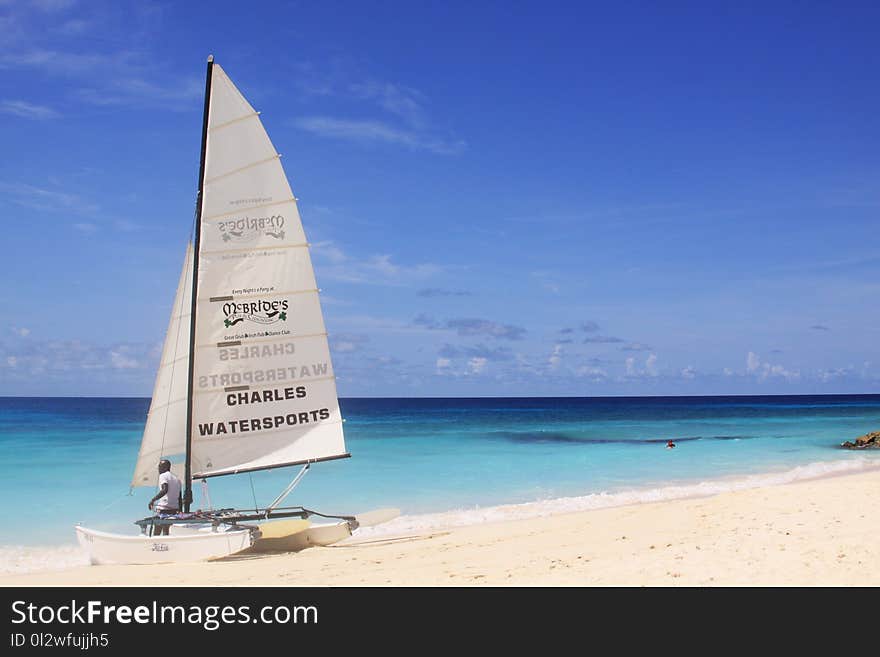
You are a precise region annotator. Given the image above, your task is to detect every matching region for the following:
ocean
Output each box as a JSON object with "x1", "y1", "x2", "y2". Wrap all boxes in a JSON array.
[{"x1": 1, "y1": 394, "x2": 879, "y2": 574}]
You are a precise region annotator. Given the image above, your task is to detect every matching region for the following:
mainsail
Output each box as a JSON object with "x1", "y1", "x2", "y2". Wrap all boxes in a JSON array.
[{"x1": 132, "y1": 60, "x2": 347, "y2": 490}]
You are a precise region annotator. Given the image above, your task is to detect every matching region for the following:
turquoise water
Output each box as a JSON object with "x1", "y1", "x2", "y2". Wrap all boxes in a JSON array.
[{"x1": 1, "y1": 395, "x2": 879, "y2": 565}]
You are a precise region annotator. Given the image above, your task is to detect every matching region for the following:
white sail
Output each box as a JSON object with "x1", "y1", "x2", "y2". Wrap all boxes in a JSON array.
[
  {"x1": 131, "y1": 243, "x2": 193, "y2": 487},
  {"x1": 190, "y1": 64, "x2": 346, "y2": 478}
]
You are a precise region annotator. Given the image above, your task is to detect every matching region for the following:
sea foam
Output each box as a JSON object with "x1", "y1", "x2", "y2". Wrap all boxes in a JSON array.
[
  {"x1": 352, "y1": 456, "x2": 880, "y2": 540},
  {"x1": 0, "y1": 544, "x2": 88, "y2": 576}
]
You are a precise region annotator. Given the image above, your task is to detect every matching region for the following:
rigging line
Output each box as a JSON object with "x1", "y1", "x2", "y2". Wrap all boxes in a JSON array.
[
  {"x1": 79, "y1": 488, "x2": 140, "y2": 534},
  {"x1": 98, "y1": 490, "x2": 136, "y2": 514},
  {"x1": 249, "y1": 473, "x2": 259, "y2": 514}
]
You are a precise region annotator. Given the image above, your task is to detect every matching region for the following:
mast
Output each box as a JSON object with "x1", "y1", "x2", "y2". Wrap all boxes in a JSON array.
[{"x1": 183, "y1": 54, "x2": 214, "y2": 511}]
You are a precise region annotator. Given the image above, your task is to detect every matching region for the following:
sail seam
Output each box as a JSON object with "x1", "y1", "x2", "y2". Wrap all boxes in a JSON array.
[
  {"x1": 198, "y1": 374, "x2": 337, "y2": 394},
  {"x1": 201, "y1": 288, "x2": 318, "y2": 302},
  {"x1": 205, "y1": 155, "x2": 280, "y2": 184},
  {"x1": 200, "y1": 242, "x2": 309, "y2": 256},
  {"x1": 202, "y1": 197, "x2": 297, "y2": 221},
  {"x1": 208, "y1": 111, "x2": 259, "y2": 133},
  {"x1": 198, "y1": 331, "x2": 328, "y2": 348}
]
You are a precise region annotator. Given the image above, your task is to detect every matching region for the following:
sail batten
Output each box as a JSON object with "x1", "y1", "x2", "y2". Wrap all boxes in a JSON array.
[
  {"x1": 208, "y1": 111, "x2": 260, "y2": 133},
  {"x1": 202, "y1": 197, "x2": 296, "y2": 221},
  {"x1": 204, "y1": 154, "x2": 281, "y2": 184}
]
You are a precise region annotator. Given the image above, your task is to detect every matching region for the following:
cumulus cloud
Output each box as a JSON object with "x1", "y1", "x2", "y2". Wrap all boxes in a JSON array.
[
  {"x1": 818, "y1": 367, "x2": 851, "y2": 382},
  {"x1": 0, "y1": 338, "x2": 156, "y2": 377},
  {"x1": 584, "y1": 336, "x2": 624, "y2": 344},
  {"x1": 624, "y1": 353, "x2": 659, "y2": 378},
  {"x1": 810, "y1": 325, "x2": 830, "y2": 331},
  {"x1": 745, "y1": 351, "x2": 800, "y2": 382},
  {"x1": 414, "y1": 315, "x2": 526, "y2": 340},
  {"x1": 580, "y1": 321, "x2": 600, "y2": 333},
  {"x1": 576, "y1": 365, "x2": 608, "y2": 380},
  {"x1": 467, "y1": 357, "x2": 488, "y2": 375}
]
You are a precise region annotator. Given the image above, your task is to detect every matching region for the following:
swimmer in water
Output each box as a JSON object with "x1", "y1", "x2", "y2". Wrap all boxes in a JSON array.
[{"x1": 666, "y1": 440, "x2": 675, "y2": 449}]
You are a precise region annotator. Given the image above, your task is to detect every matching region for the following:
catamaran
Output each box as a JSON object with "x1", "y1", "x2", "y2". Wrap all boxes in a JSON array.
[{"x1": 75, "y1": 56, "x2": 397, "y2": 565}]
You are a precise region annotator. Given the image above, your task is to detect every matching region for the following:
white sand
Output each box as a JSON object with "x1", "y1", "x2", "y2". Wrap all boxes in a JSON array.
[{"x1": 3, "y1": 469, "x2": 878, "y2": 586}]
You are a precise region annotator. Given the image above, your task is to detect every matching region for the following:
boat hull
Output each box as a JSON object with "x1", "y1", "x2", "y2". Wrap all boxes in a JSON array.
[
  {"x1": 75, "y1": 525, "x2": 255, "y2": 565},
  {"x1": 248, "y1": 509, "x2": 400, "y2": 552},
  {"x1": 248, "y1": 520, "x2": 352, "y2": 552}
]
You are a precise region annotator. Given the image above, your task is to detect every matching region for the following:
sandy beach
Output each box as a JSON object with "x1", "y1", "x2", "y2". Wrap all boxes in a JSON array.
[{"x1": 2, "y1": 468, "x2": 879, "y2": 587}]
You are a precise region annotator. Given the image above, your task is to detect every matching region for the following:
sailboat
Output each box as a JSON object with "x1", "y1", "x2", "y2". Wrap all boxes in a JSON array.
[{"x1": 75, "y1": 56, "x2": 397, "y2": 565}]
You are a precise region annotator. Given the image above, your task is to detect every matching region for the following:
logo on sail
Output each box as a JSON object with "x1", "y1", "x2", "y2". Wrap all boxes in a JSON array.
[
  {"x1": 217, "y1": 214, "x2": 285, "y2": 243},
  {"x1": 222, "y1": 299, "x2": 288, "y2": 327}
]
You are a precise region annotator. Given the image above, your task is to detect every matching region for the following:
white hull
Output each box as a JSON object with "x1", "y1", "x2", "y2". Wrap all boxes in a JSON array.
[
  {"x1": 248, "y1": 520, "x2": 351, "y2": 552},
  {"x1": 250, "y1": 508, "x2": 401, "y2": 552},
  {"x1": 75, "y1": 525, "x2": 256, "y2": 565}
]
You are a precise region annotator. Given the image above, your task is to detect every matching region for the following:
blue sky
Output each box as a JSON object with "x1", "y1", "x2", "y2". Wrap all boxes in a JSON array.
[{"x1": 0, "y1": 0, "x2": 878, "y2": 397}]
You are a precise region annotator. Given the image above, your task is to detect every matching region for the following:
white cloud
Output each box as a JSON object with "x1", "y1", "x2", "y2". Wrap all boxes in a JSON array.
[
  {"x1": 30, "y1": 0, "x2": 77, "y2": 12},
  {"x1": 0, "y1": 181, "x2": 97, "y2": 215},
  {"x1": 625, "y1": 353, "x2": 659, "y2": 378},
  {"x1": 467, "y1": 357, "x2": 488, "y2": 375},
  {"x1": 745, "y1": 352, "x2": 800, "y2": 382},
  {"x1": 681, "y1": 365, "x2": 696, "y2": 379},
  {"x1": 746, "y1": 351, "x2": 760, "y2": 373},
  {"x1": 295, "y1": 116, "x2": 465, "y2": 155},
  {"x1": 11, "y1": 327, "x2": 30, "y2": 337},
  {"x1": 0, "y1": 99, "x2": 59, "y2": 119},
  {"x1": 576, "y1": 365, "x2": 607, "y2": 380},
  {"x1": 350, "y1": 80, "x2": 426, "y2": 125},
  {"x1": 110, "y1": 350, "x2": 139, "y2": 369},
  {"x1": 311, "y1": 241, "x2": 348, "y2": 264},
  {"x1": 331, "y1": 333, "x2": 368, "y2": 354},
  {"x1": 818, "y1": 367, "x2": 852, "y2": 382},
  {"x1": 312, "y1": 241, "x2": 441, "y2": 285}
]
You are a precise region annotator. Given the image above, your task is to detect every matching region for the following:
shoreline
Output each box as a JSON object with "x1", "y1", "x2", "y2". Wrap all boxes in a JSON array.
[{"x1": 3, "y1": 464, "x2": 880, "y2": 586}]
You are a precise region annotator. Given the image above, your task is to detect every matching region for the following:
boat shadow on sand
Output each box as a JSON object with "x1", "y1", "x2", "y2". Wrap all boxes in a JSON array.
[{"x1": 215, "y1": 531, "x2": 449, "y2": 561}]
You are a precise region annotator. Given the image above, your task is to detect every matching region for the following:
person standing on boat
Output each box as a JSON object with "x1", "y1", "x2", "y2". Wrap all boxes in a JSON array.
[{"x1": 148, "y1": 459, "x2": 182, "y2": 536}]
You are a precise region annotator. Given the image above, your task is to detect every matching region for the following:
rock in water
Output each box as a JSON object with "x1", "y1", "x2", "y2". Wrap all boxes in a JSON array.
[{"x1": 840, "y1": 431, "x2": 880, "y2": 449}]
